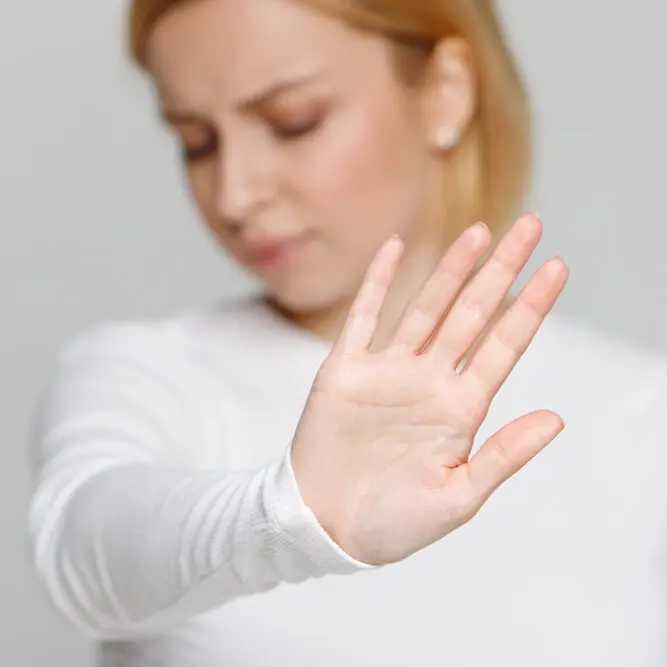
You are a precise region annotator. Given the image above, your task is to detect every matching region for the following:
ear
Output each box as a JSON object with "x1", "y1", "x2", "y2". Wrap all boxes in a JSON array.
[{"x1": 422, "y1": 37, "x2": 476, "y2": 153}]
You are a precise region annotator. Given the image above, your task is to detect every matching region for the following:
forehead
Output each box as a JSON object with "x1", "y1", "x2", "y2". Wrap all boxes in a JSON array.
[{"x1": 145, "y1": 0, "x2": 388, "y2": 109}]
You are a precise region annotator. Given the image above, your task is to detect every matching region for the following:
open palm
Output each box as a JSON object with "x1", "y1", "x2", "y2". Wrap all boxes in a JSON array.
[{"x1": 291, "y1": 213, "x2": 568, "y2": 565}]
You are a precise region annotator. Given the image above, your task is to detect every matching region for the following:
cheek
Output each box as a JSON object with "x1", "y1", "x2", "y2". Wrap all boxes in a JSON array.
[
  {"x1": 186, "y1": 165, "x2": 238, "y2": 252},
  {"x1": 186, "y1": 166, "x2": 214, "y2": 225},
  {"x1": 299, "y1": 91, "x2": 425, "y2": 245},
  {"x1": 188, "y1": 166, "x2": 216, "y2": 227}
]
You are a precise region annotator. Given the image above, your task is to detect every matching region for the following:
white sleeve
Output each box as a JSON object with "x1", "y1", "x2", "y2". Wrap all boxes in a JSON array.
[{"x1": 28, "y1": 324, "x2": 372, "y2": 640}]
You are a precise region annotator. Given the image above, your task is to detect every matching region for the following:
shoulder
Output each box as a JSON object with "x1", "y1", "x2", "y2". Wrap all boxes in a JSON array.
[
  {"x1": 58, "y1": 296, "x2": 265, "y2": 370},
  {"x1": 34, "y1": 299, "x2": 271, "y2": 464},
  {"x1": 532, "y1": 311, "x2": 667, "y2": 421},
  {"x1": 39, "y1": 297, "x2": 270, "y2": 422},
  {"x1": 42, "y1": 296, "x2": 288, "y2": 426}
]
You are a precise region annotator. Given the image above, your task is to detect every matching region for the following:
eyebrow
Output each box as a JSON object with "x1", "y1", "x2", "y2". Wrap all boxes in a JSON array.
[{"x1": 160, "y1": 72, "x2": 324, "y2": 124}]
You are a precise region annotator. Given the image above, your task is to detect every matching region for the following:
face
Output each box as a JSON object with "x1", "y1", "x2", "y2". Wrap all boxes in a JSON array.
[{"x1": 146, "y1": 0, "x2": 470, "y2": 313}]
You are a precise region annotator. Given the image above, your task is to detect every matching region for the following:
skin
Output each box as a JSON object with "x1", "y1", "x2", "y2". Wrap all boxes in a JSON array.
[
  {"x1": 291, "y1": 223, "x2": 568, "y2": 563},
  {"x1": 145, "y1": 0, "x2": 570, "y2": 561},
  {"x1": 145, "y1": 0, "x2": 478, "y2": 345}
]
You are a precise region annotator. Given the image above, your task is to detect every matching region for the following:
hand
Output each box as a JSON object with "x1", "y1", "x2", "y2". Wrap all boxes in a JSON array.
[{"x1": 290, "y1": 213, "x2": 569, "y2": 565}]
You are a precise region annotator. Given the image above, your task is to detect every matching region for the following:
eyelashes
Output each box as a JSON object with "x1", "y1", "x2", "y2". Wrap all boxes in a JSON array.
[
  {"x1": 182, "y1": 114, "x2": 325, "y2": 163},
  {"x1": 271, "y1": 116, "x2": 324, "y2": 140},
  {"x1": 183, "y1": 136, "x2": 218, "y2": 162}
]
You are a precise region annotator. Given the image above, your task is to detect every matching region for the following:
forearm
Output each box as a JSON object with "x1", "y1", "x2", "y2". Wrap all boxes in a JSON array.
[{"x1": 31, "y1": 448, "x2": 368, "y2": 639}]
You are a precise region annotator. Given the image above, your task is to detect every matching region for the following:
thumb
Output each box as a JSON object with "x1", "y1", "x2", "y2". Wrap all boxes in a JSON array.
[{"x1": 462, "y1": 410, "x2": 565, "y2": 512}]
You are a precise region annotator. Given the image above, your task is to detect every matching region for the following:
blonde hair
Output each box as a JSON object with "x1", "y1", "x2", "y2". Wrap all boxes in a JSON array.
[{"x1": 129, "y1": 0, "x2": 530, "y2": 234}]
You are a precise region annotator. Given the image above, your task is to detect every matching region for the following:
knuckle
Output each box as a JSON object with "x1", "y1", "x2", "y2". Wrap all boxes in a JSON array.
[
  {"x1": 456, "y1": 295, "x2": 486, "y2": 323},
  {"x1": 488, "y1": 437, "x2": 514, "y2": 472},
  {"x1": 488, "y1": 251, "x2": 516, "y2": 278}
]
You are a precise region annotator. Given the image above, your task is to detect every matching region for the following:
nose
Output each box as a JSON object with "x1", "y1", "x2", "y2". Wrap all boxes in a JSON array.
[{"x1": 214, "y1": 136, "x2": 275, "y2": 231}]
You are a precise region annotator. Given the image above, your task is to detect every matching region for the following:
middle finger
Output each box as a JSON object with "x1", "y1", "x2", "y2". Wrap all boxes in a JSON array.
[{"x1": 431, "y1": 213, "x2": 543, "y2": 365}]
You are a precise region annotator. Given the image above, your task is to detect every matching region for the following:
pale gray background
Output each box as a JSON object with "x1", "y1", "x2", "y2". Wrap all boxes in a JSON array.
[{"x1": 1, "y1": 1, "x2": 665, "y2": 665}]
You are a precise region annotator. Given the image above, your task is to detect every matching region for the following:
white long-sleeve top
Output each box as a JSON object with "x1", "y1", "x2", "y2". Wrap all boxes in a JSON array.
[{"x1": 30, "y1": 297, "x2": 667, "y2": 666}]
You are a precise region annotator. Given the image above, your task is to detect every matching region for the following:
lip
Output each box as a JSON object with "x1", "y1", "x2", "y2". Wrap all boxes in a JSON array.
[{"x1": 243, "y1": 233, "x2": 310, "y2": 269}]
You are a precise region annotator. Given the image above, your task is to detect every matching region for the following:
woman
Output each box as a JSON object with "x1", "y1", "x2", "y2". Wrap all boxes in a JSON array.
[{"x1": 30, "y1": 0, "x2": 667, "y2": 665}]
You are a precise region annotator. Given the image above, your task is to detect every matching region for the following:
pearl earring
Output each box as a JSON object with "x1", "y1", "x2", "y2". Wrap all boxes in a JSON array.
[{"x1": 436, "y1": 126, "x2": 460, "y2": 151}]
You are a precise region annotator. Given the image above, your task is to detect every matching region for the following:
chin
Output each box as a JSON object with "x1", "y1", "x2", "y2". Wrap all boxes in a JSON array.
[{"x1": 264, "y1": 273, "x2": 352, "y2": 317}]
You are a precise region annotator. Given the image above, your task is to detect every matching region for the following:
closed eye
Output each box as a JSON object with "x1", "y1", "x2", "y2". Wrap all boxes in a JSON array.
[
  {"x1": 183, "y1": 135, "x2": 218, "y2": 162},
  {"x1": 272, "y1": 116, "x2": 324, "y2": 141}
]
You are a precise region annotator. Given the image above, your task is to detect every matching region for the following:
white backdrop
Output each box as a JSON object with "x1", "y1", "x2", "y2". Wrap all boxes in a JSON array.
[{"x1": 1, "y1": 2, "x2": 664, "y2": 664}]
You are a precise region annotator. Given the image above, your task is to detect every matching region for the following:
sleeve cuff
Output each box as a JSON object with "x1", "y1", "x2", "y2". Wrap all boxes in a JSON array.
[{"x1": 263, "y1": 446, "x2": 376, "y2": 576}]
